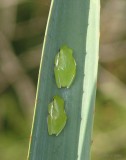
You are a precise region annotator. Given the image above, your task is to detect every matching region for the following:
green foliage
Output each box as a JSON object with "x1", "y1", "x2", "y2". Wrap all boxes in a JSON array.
[
  {"x1": 16, "y1": 1, "x2": 35, "y2": 22},
  {"x1": 0, "y1": 133, "x2": 28, "y2": 160},
  {"x1": 0, "y1": 90, "x2": 30, "y2": 160},
  {"x1": 94, "y1": 91, "x2": 126, "y2": 132},
  {"x1": 92, "y1": 91, "x2": 126, "y2": 160},
  {"x1": 0, "y1": 90, "x2": 28, "y2": 135},
  {"x1": 28, "y1": 0, "x2": 100, "y2": 160}
]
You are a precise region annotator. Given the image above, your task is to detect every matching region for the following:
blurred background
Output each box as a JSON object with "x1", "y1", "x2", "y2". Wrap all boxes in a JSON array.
[{"x1": 0, "y1": 0, "x2": 126, "y2": 159}]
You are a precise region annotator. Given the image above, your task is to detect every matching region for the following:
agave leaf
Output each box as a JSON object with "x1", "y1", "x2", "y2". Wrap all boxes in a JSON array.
[{"x1": 28, "y1": 0, "x2": 100, "y2": 160}]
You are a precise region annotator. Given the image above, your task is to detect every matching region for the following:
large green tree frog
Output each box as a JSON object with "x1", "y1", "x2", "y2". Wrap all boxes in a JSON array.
[{"x1": 54, "y1": 45, "x2": 76, "y2": 88}]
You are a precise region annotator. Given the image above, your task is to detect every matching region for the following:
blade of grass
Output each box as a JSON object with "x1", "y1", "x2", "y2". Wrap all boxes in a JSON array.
[{"x1": 28, "y1": 0, "x2": 100, "y2": 160}]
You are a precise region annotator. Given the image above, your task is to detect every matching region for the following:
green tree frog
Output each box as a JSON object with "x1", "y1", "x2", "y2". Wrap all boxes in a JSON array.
[
  {"x1": 54, "y1": 45, "x2": 76, "y2": 88},
  {"x1": 47, "y1": 95, "x2": 67, "y2": 136}
]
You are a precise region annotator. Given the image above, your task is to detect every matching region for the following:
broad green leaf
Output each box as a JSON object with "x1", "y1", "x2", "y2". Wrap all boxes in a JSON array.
[{"x1": 28, "y1": 0, "x2": 100, "y2": 160}]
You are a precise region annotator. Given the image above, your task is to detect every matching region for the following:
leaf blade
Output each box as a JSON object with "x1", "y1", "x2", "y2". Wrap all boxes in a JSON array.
[{"x1": 28, "y1": 0, "x2": 100, "y2": 160}]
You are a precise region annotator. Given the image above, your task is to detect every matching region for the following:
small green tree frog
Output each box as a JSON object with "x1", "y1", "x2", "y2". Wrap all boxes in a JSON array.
[
  {"x1": 54, "y1": 45, "x2": 76, "y2": 88},
  {"x1": 47, "y1": 95, "x2": 67, "y2": 136}
]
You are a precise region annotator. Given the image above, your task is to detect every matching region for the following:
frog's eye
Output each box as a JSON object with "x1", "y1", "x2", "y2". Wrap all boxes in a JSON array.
[
  {"x1": 47, "y1": 95, "x2": 67, "y2": 136},
  {"x1": 54, "y1": 45, "x2": 76, "y2": 88}
]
